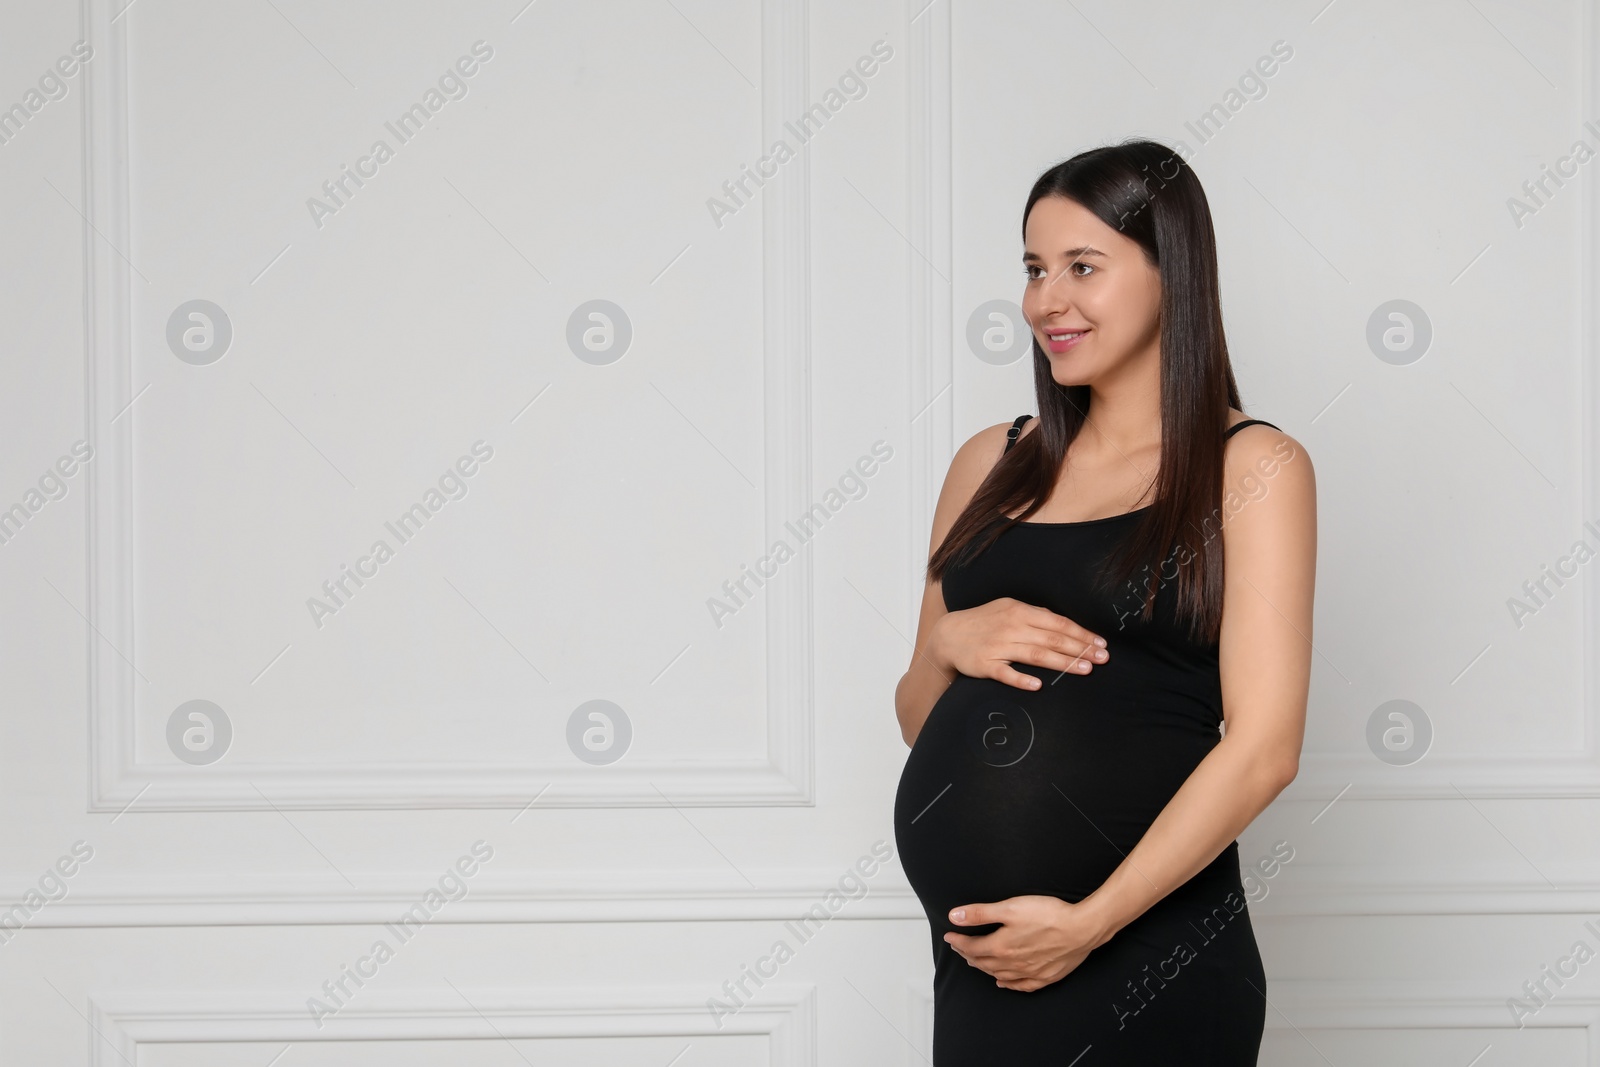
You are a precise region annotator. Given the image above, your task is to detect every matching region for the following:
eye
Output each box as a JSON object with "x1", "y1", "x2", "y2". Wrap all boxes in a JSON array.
[{"x1": 1023, "y1": 263, "x2": 1095, "y2": 280}]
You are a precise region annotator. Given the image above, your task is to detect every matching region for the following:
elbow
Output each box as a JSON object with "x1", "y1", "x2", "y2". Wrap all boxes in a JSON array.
[
  {"x1": 1234, "y1": 735, "x2": 1298, "y2": 793},
  {"x1": 1222, "y1": 729, "x2": 1299, "y2": 790},
  {"x1": 1271, "y1": 753, "x2": 1300, "y2": 792}
]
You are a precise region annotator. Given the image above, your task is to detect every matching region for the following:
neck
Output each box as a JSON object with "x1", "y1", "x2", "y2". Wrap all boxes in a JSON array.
[{"x1": 1080, "y1": 341, "x2": 1162, "y2": 457}]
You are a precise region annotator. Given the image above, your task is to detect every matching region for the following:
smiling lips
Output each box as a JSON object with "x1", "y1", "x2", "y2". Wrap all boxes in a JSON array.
[{"x1": 1044, "y1": 327, "x2": 1089, "y2": 354}]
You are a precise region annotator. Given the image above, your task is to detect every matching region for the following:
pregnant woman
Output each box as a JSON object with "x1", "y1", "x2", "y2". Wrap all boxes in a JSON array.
[{"x1": 893, "y1": 140, "x2": 1316, "y2": 1065}]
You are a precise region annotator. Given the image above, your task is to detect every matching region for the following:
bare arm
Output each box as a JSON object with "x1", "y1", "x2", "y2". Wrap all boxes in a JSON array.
[
  {"x1": 892, "y1": 424, "x2": 1005, "y2": 746},
  {"x1": 1077, "y1": 425, "x2": 1315, "y2": 942},
  {"x1": 894, "y1": 419, "x2": 1108, "y2": 747}
]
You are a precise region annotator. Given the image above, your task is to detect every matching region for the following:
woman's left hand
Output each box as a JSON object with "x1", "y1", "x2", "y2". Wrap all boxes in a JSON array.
[{"x1": 943, "y1": 895, "x2": 1109, "y2": 991}]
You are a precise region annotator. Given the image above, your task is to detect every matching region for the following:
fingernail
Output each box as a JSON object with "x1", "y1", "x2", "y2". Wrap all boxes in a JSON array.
[
  {"x1": 951, "y1": 908, "x2": 965, "y2": 921},
  {"x1": 1094, "y1": 636, "x2": 1106, "y2": 647}
]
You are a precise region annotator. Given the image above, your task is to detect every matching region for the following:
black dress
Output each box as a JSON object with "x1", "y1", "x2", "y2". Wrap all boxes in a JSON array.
[{"x1": 893, "y1": 416, "x2": 1277, "y2": 1066}]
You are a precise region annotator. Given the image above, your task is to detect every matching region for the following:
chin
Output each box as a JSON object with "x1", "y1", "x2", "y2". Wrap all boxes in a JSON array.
[{"x1": 1046, "y1": 360, "x2": 1097, "y2": 389}]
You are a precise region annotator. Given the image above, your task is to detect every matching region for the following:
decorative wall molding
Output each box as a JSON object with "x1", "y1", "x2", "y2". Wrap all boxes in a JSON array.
[
  {"x1": 1266, "y1": 980, "x2": 1600, "y2": 1031},
  {"x1": 906, "y1": 0, "x2": 1600, "y2": 802},
  {"x1": 1286, "y1": 0, "x2": 1600, "y2": 802},
  {"x1": 907, "y1": 981, "x2": 1600, "y2": 1060},
  {"x1": 81, "y1": 0, "x2": 815, "y2": 811},
  {"x1": 904, "y1": 0, "x2": 953, "y2": 627},
  {"x1": 13, "y1": 864, "x2": 1600, "y2": 927},
  {"x1": 907, "y1": 980, "x2": 933, "y2": 1067},
  {"x1": 10, "y1": 868, "x2": 927, "y2": 927},
  {"x1": 1284, "y1": 751, "x2": 1600, "y2": 801},
  {"x1": 53, "y1": 0, "x2": 1598, "y2": 918},
  {"x1": 1249, "y1": 874, "x2": 1600, "y2": 917},
  {"x1": 87, "y1": 985, "x2": 816, "y2": 1066}
]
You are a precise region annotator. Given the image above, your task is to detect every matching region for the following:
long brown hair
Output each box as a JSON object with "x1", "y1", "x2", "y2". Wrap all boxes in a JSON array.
[{"x1": 928, "y1": 140, "x2": 1243, "y2": 644}]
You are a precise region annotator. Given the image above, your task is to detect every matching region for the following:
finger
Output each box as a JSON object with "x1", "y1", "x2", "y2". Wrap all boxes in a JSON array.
[
  {"x1": 1023, "y1": 626, "x2": 1109, "y2": 666},
  {"x1": 1001, "y1": 624, "x2": 1105, "y2": 664},
  {"x1": 1003, "y1": 641, "x2": 1098, "y2": 678},
  {"x1": 1010, "y1": 638, "x2": 1103, "y2": 676},
  {"x1": 994, "y1": 665, "x2": 1044, "y2": 691},
  {"x1": 940, "y1": 940, "x2": 979, "y2": 966},
  {"x1": 956, "y1": 936, "x2": 1013, "y2": 966},
  {"x1": 1013, "y1": 604, "x2": 1107, "y2": 650}
]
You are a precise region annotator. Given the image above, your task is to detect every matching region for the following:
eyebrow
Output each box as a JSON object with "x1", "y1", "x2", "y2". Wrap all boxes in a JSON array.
[{"x1": 1022, "y1": 246, "x2": 1107, "y2": 263}]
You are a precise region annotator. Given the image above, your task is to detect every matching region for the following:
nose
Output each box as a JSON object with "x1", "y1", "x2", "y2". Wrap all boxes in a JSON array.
[{"x1": 1027, "y1": 264, "x2": 1073, "y2": 323}]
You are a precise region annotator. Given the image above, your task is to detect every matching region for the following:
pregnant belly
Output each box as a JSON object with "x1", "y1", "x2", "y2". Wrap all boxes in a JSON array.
[{"x1": 892, "y1": 672, "x2": 1218, "y2": 940}]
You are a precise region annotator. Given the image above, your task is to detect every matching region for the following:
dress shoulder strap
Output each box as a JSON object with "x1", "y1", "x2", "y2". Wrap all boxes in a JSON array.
[
  {"x1": 1224, "y1": 417, "x2": 1279, "y2": 439},
  {"x1": 1004, "y1": 413, "x2": 1034, "y2": 454}
]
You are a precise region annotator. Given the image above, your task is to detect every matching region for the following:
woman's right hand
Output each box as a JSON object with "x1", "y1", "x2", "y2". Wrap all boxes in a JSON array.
[{"x1": 930, "y1": 598, "x2": 1108, "y2": 691}]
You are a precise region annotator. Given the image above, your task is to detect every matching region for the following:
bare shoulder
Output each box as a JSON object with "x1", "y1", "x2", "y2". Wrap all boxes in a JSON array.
[
  {"x1": 948, "y1": 415, "x2": 1034, "y2": 488},
  {"x1": 929, "y1": 416, "x2": 1033, "y2": 541},
  {"x1": 1221, "y1": 414, "x2": 1316, "y2": 528}
]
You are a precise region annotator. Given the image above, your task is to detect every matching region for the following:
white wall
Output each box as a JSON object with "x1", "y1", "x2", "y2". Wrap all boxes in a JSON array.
[{"x1": 0, "y1": 0, "x2": 1594, "y2": 1062}]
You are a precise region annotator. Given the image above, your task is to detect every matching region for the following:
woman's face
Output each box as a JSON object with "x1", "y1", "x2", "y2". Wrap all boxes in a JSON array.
[{"x1": 1020, "y1": 194, "x2": 1162, "y2": 387}]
